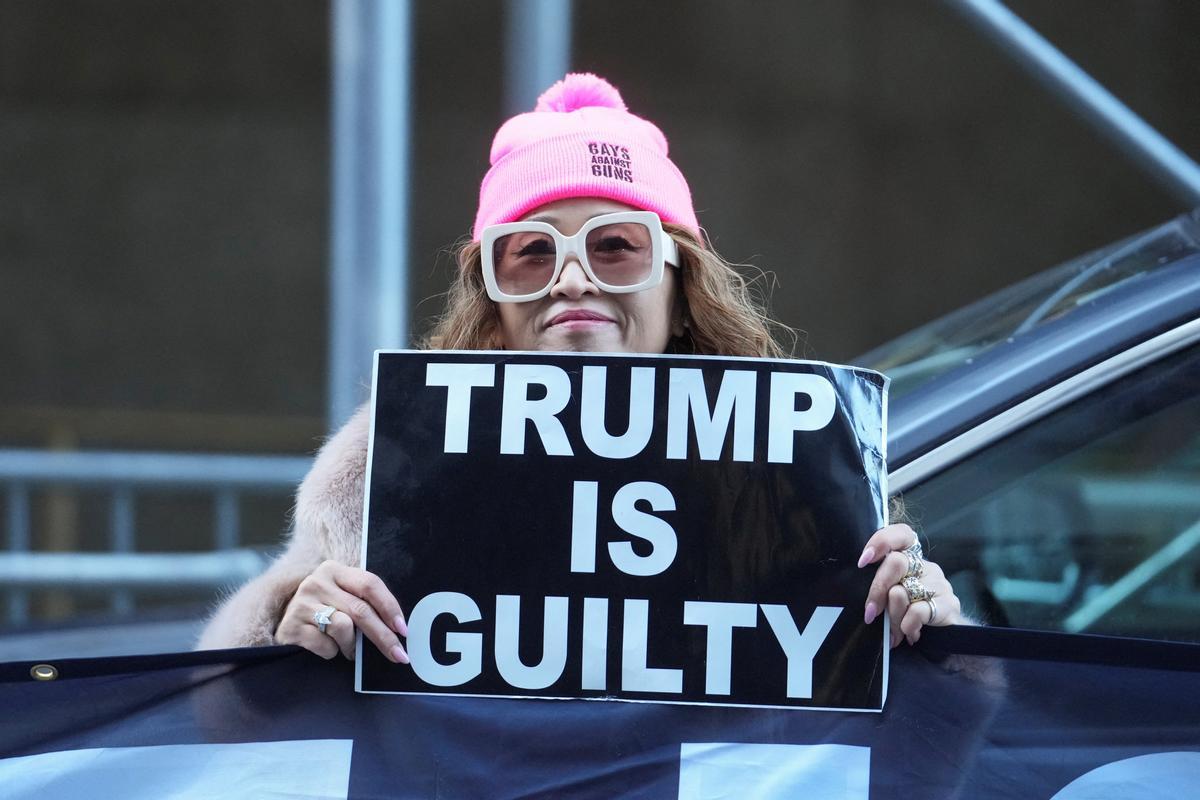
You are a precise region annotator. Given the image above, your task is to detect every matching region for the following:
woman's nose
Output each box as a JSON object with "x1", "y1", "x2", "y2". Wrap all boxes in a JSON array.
[{"x1": 549, "y1": 256, "x2": 599, "y2": 299}]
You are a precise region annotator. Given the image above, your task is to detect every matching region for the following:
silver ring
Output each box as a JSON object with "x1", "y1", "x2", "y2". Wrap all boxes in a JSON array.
[
  {"x1": 902, "y1": 546, "x2": 924, "y2": 579},
  {"x1": 313, "y1": 605, "x2": 337, "y2": 635},
  {"x1": 904, "y1": 540, "x2": 923, "y2": 562},
  {"x1": 926, "y1": 597, "x2": 938, "y2": 625}
]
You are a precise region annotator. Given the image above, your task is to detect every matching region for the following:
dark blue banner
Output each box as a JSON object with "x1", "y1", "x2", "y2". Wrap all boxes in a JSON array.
[{"x1": 3, "y1": 627, "x2": 1198, "y2": 798}]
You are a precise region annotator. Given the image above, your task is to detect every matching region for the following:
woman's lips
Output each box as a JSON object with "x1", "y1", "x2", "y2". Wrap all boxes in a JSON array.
[{"x1": 545, "y1": 310, "x2": 615, "y2": 329}]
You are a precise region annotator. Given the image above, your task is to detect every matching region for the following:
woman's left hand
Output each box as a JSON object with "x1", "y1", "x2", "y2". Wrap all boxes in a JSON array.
[{"x1": 858, "y1": 523, "x2": 962, "y2": 648}]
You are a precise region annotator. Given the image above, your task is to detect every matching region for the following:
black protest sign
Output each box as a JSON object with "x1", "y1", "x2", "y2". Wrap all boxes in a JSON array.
[{"x1": 357, "y1": 351, "x2": 889, "y2": 711}]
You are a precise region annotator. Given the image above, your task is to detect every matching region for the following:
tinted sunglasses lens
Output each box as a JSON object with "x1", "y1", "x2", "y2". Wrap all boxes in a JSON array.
[
  {"x1": 585, "y1": 222, "x2": 654, "y2": 287},
  {"x1": 493, "y1": 232, "x2": 557, "y2": 296}
]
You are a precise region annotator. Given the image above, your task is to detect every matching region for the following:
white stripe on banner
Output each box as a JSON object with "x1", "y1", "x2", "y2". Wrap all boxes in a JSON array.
[
  {"x1": 679, "y1": 742, "x2": 870, "y2": 800},
  {"x1": 1051, "y1": 751, "x2": 1200, "y2": 799},
  {"x1": 0, "y1": 739, "x2": 354, "y2": 799}
]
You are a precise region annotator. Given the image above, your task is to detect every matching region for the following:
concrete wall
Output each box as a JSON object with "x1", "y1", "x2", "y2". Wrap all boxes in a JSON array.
[
  {"x1": 4, "y1": 1, "x2": 1198, "y2": 451},
  {"x1": 2, "y1": 0, "x2": 329, "y2": 451}
]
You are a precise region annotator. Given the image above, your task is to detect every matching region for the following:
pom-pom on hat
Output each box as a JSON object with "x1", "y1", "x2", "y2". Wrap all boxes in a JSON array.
[{"x1": 473, "y1": 73, "x2": 699, "y2": 240}]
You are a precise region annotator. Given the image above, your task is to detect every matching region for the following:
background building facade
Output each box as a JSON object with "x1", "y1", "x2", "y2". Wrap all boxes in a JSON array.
[{"x1": 2, "y1": 0, "x2": 1198, "y2": 627}]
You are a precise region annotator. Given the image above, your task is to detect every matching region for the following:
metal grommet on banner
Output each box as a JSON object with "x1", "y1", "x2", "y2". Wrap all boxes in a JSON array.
[{"x1": 30, "y1": 663, "x2": 59, "y2": 681}]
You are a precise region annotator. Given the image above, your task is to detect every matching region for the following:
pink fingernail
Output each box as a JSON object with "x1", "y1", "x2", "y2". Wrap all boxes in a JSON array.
[
  {"x1": 392, "y1": 645, "x2": 410, "y2": 665},
  {"x1": 864, "y1": 602, "x2": 878, "y2": 625},
  {"x1": 857, "y1": 547, "x2": 875, "y2": 568},
  {"x1": 394, "y1": 614, "x2": 408, "y2": 637}
]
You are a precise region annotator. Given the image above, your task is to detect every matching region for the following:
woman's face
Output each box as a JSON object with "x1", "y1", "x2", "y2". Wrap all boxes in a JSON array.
[{"x1": 494, "y1": 198, "x2": 682, "y2": 354}]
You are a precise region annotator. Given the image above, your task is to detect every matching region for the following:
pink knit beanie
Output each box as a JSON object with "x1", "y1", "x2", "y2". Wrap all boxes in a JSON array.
[{"x1": 473, "y1": 73, "x2": 699, "y2": 241}]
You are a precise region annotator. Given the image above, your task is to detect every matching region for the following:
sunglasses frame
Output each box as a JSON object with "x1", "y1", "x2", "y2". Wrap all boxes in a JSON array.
[{"x1": 480, "y1": 211, "x2": 679, "y2": 303}]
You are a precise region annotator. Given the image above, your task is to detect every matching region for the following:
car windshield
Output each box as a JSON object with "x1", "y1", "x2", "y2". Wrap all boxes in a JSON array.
[{"x1": 857, "y1": 212, "x2": 1200, "y2": 399}]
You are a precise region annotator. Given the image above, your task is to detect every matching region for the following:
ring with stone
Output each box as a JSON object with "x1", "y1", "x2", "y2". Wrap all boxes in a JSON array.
[
  {"x1": 902, "y1": 575, "x2": 934, "y2": 605},
  {"x1": 313, "y1": 605, "x2": 337, "y2": 635}
]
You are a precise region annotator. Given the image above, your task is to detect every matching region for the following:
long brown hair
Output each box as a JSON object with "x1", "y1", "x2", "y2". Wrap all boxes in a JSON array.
[{"x1": 422, "y1": 224, "x2": 793, "y2": 357}]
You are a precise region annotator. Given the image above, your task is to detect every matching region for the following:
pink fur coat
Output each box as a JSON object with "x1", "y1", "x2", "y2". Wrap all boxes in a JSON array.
[{"x1": 196, "y1": 404, "x2": 372, "y2": 649}]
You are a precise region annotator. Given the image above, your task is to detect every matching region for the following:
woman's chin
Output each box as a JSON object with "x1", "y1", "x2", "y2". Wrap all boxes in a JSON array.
[{"x1": 529, "y1": 326, "x2": 627, "y2": 353}]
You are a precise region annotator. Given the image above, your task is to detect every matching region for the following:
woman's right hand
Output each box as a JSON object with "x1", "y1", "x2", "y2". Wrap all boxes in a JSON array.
[{"x1": 275, "y1": 560, "x2": 409, "y2": 664}]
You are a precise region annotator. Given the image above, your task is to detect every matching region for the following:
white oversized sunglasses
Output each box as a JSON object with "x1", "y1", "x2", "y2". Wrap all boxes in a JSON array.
[{"x1": 480, "y1": 211, "x2": 680, "y2": 303}]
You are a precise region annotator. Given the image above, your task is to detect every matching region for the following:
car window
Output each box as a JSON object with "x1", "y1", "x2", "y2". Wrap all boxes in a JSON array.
[
  {"x1": 858, "y1": 212, "x2": 1200, "y2": 400},
  {"x1": 899, "y1": 343, "x2": 1200, "y2": 643}
]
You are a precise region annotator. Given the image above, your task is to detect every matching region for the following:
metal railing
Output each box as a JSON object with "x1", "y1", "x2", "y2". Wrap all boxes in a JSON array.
[
  {"x1": 949, "y1": 0, "x2": 1200, "y2": 206},
  {"x1": 326, "y1": 0, "x2": 573, "y2": 428},
  {"x1": 1, "y1": 449, "x2": 312, "y2": 626}
]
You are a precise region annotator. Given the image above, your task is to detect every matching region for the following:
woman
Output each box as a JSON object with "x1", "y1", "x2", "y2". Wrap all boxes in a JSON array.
[{"x1": 198, "y1": 73, "x2": 962, "y2": 662}]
